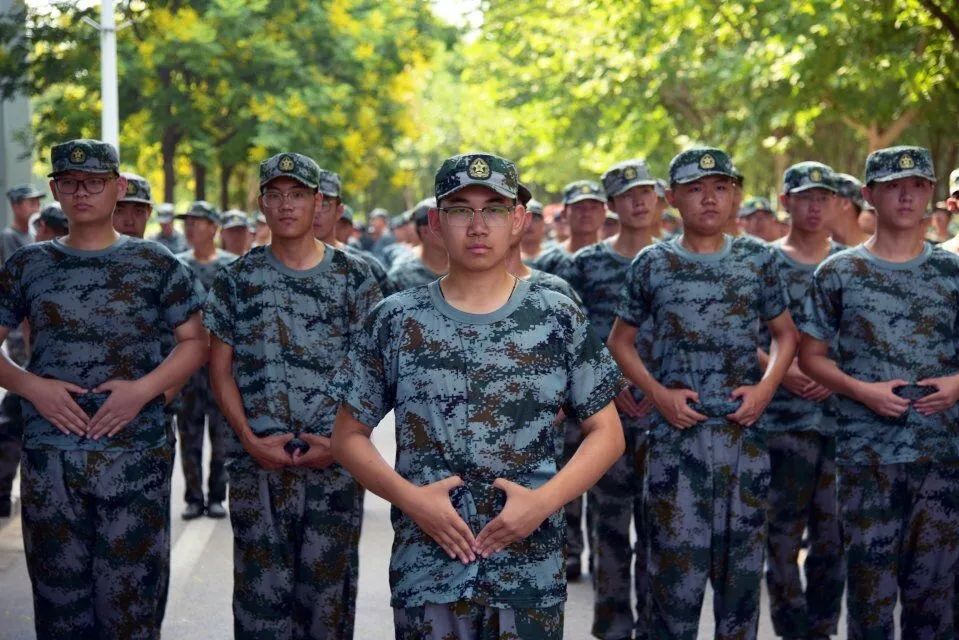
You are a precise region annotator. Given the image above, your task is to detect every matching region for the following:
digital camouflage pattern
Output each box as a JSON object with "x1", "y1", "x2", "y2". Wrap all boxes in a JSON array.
[
  {"x1": 526, "y1": 199, "x2": 544, "y2": 216},
  {"x1": 339, "y1": 243, "x2": 396, "y2": 297},
  {"x1": 562, "y1": 239, "x2": 652, "y2": 639},
  {"x1": 119, "y1": 172, "x2": 152, "y2": 204},
  {"x1": 319, "y1": 169, "x2": 342, "y2": 198},
  {"x1": 765, "y1": 431, "x2": 843, "y2": 639},
  {"x1": 149, "y1": 229, "x2": 188, "y2": 255},
  {"x1": 176, "y1": 366, "x2": 232, "y2": 506},
  {"x1": 335, "y1": 280, "x2": 622, "y2": 609},
  {"x1": 21, "y1": 445, "x2": 175, "y2": 639},
  {"x1": 839, "y1": 462, "x2": 959, "y2": 638},
  {"x1": 434, "y1": 152, "x2": 519, "y2": 201},
  {"x1": 863, "y1": 145, "x2": 936, "y2": 184},
  {"x1": 561, "y1": 180, "x2": 605, "y2": 205},
  {"x1": 175, "y1": 200, "x2": 221, "y2": 225},
  {"x1": 800, "y1": 243, "x2": 959, "y2": 465},
  {"x1": 259, "y1": 152, "x2": 321, "y2": 189},
  {"x1": 530, "y1": 244, "x2": 573, "y2": 278},
  {"x1": 387, "y1": 256, "x2": 444, "y2": 293},
  {"x1": 0, "y1": 236, "x2": 204, "y2": 451},
  {"x1": 524, "y1": 268, "x2": 581, "y2": 306},
  {"x1": 601, "y1": 159, "x2": 657, "y2": 199},
  {"x1": 48, "y1": 139, "x2": 119, "y2": 176},
  {"x1": 668, "y1": 147, "x2": 741, "y2": 185},
  {"x1": 204, "y1": 244, "x2": 381, "y2": 443},
  {"x1": 220, "y1": 210, "x2": 249, "y2": 230},
  {"x1": 229, "y1": 460, "x2": 362, "y2": 640},
  {"x1": 5, "y1": 183, "x2": 44, "y2": 202},
  {"x1": 781, "y1": 161, "x2": 837, "y2": 195},
  {"x1": 0, "y1": 226, "x2": 32, "y2": 264},
  {"x1": 833, "y1": 173, "x2": 865, "y2": 209},
  {"x1": 737, "y1": 196, "x2": 775, "y2": 218},
  {"x1": 762, "y1": 242, "x2": 845, "y2": 434},
  {"x1": 393, "y1": 602, "x2": 563, "y2": 640},
  {"x1": 176, "y1": 248, "x2": 237, "y2": 293}
]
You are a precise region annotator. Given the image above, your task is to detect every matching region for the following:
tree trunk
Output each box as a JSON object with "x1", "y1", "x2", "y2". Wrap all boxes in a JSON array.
[
  {"x1": 161, "y1": 126, "x2": 178, "y2": 204},
  {"x1": 193, "y1": 161, "x2": 207, "y2": 202},
  {"x1": 219, "y1": 163, "x2": 234, "y2": 211}
]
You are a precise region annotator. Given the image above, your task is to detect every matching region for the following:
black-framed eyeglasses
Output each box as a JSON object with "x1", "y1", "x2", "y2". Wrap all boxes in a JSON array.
[
  {"x1": 55, "y1": 176, "x2": 114, "y2": 195},
  {"x1": 438, "y1": 205, "x2": 514, "y2": 228}
]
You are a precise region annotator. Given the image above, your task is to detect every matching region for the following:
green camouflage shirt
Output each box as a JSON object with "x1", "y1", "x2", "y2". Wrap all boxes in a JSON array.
[
  {"x1": 176, "y1": 248, "x2": 237, "y2": 292},
  {"x1": 203, "y1": 245, "x2": 381, "y2": 443},
  {"x1": 530, "y1": 244, "x2": 573, "y2": 277},
  {"x1": 525, "y1": 268, "x2": 582, "y2": 306},
  {"x1": 0, "y1": 236, "x2": 204, "y2": 450},
  {"x1": 335, "y1": 280, "x2": 622, "y2": 609},
  {"x1": 800, "y1": 243, "x2": 959, "y2": 465},
  {"x1": 340, "y1": 243, "x2": 395, "y2": 296},
  {"x1": 762, "y1": 242, "x2": 844, "y2": 433},
  {"x1": 616, "y1": 235, "x2": 787, "y2": 430},
  {"x1": 387, "y1": 256, "x2": 443, "y2": 292}
]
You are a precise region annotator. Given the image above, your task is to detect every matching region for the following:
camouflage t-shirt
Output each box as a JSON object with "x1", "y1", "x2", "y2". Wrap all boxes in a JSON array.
[
  {"x1": 150, "y1": 230, "x2": 188, "y2": 255},
  {"x1": 762, "y1": 241, "x2": 844, "y2": 433},
  {"x1": 530, "y1": 244, "x2": 573, "y2": 276},
  {"x1": 524, "y1": 268, "x2": 582, "y2": 306},
  {"x1": 800, "y1": 243, "x2": 959, "y2": 465},
  {"x1": 204, "y1": 245, "x2": 381, "y2": 444},
  {"x1": 341, "y1": 243, "x2": 395, "y2": 296},
  {"x1": 176, "y1": 248, "x2": 237, "y2": 292},
  {"x1": 0, "y1": 227, "x2": 32, "y2": 264},
  {"x1": 388, "y1": 256, "x2": 443, "y2": 292},
  {"x1": 616, "y1": 235, "x2": 787, "y2": 430},
  {"x1": 335, "y1": 279, "x2": 622, "y2": 609},
  {"x1": 0, "y1": 236, "x2": 204, "y2": 450}
]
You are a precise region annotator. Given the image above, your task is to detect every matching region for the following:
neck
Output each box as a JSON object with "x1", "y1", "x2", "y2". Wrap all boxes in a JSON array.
[
  {"x1": 520, "y1": 237, "x2": 542, "y2": 257},
  {"x1": 680, "y1": 229, "x2": 726, "y2": 253},
  {"x1": 866, "y1": 223, "x2": 926, "y2": 262},
  {"x1": 832, "y1": 212, "x2": 868, "y2": 246},
  {"x1": 11, "y1": 218, "x2": 29, "y2": 233},
  {"x1": 506, "y1": 245, "x2": 532, "y2": 279},
  {"x1": 565, "y1": 231, "x2": 598, "y2": 254},
  {"x1": 192, "y1": 239, "x2": 217, "y2": 260},
  {"x1": 270, "y1": 234, "x2": 325, "y2": 269},
  {"x1": 62, "y1": 220, "x2": 119, "y2": 251},
  {"x1": 440, "y1": 264, "x2": 516, "y2": 314},
  {"x1": 421, "y1": 242, "x2": 449, "y2": 274},
  {"x1": 611, "y1": 225, "x2": 654, "y2": 257}
]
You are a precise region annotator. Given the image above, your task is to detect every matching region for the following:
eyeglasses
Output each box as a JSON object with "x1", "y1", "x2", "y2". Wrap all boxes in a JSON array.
[
  {"x1": 262, "y1": 189, "x2": 314, "y2": 208},
  {"x1": 438, "y1": 205, "x2": 514, "y2": 228},
  {"x1": 55, "y1": 176, "x2": 114, "y2": 195}
]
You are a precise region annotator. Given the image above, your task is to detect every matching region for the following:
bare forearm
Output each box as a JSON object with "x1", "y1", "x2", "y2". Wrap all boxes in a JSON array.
[
  {"x1": 760, "y1": 333, "x2": 796, "y2": 390},
  {"x1": 799, "y1": 351, "x2": 863, "y2": 400}
]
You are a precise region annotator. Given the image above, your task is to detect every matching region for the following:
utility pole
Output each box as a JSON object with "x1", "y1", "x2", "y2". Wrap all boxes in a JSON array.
[{"x1": 82, "y1": 0, "x2": 127, "y2": 154}]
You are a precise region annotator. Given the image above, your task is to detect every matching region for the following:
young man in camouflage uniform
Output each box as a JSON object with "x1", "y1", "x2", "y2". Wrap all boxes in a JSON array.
[
  {"x1": 799, "y1": 146, "x2": 959, "y2": 639},
  {"x1": 332, "y1": 151, "x2": 625, "y2": 640},
  {"x1": 608, "y1": 147, "x2": 798, "y2": 640},
  {"x1": 387, "y1": 199, "x2": 448, "y2": 292},
  {"x1": 828, "y1": 173, "x2": 870, "y2": 248},
  {"x1": 737, "y1": 196, "x2": 779, "y2": 242},
  {"x1": 32, "y1": 203, "x2": 68, "y2": 241},
  {"x1": 174, "y1": 201, "x2": 236, "y2": 520},
  {"x1": 150, "y1": 202, "x2": 189, "y2": 254},
  {"x1": 220, "y1": 209, "x2": 252, "y2": 256},
  {"x1": 532, "y1": 180, "x2": 605, "y2": 276},
  {"x1": 520, "y1": 198, "x2": 549, "y2": 265},
  {"x1": 206, "y1": 152, "x2": 380, "y2": 640},
  {"x1": 0, "y1": 139, "x2": 207, "y2": 639},
  {"x1": 311, "y1": 169, "x2": 395, "y2": 297},
  {"x1": 565, "y1": 158, "x2": 659, "y2": 640},
  {"x1": 112, "y1": 172, "x2": 153, "y2": 239},
  {"x1": 763, "y1": 161, "x2": 845, "y2": 640}
]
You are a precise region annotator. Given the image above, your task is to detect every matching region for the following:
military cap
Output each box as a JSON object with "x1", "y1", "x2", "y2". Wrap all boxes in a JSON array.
[
  {"x1": 864, "y1": 146, "x2": 935, "y2": 185},
  {"x1": 410, "y1": 198, "x2": 436, "y2": 226},
  {"x1": 602, "y1": 159, "x2": 657, "y2": 198},
  {"x1": 6, "y1": 184, "x2": 45, "y2": 202},
  {"x1": 434, "y1": 152, "x2": 520, "y2": 202},
  {"x1": 668, "y1": 147, "x2": 740, "y2": 185},
  {"x1": 221, "y1": 209, "x2": 248, "y2": 230},
  {"x1": 949, "y1": 168, "x2": 959, "y2": 197},
  {"x1": 833, "y1": 173, "x2": 865, "y2": 208},
  {"x1": 175, "y1": 200, "x2": 221, "y2": 225},
  {"x1": 517, "y1": 183, "x2": 533, "y2": 207},
  {"x1": 118, "y1": 172, "x2": 152, "y2": 205},
  {"x1": 37, "y1": 203, "x2": 68, "y2": 229},
  {"x1": 155, "y1": 203, "x2": 175, "y2": 223},
  {"x1": 255, "y1": 211, "x2": 267, "y2": 225},
  {"x1": 654, "y1": 179, "x2": 667, "y2": 199},
  {"x1": 259, "y1": 152, "x2": 320, "y2": 190},
  {"x1": 247, "y1": 219, "x2": 257, "y2": 233},
  {"x1": 562, "y1": 180, "x2": 606, "y2": 205},
  {"x1": 527, "y1": 199, "x2": 544, "y2": 216},
  {"x1": 738, "y1": 196, "x2": 776, "y2": 218},
  {"x1": 369, "y1": 207, "x2": 389, "y2": 220},
  {"x1": 318, "y1": 169, "x2": 341, "y2": 198},
  {"x1": 782, "y1": 161, "x2": 837, "y2": 195},
  {"x1": 340, "y1": 205, "x2": 355, "y2": 224},
  {"x1": 49, "y1": 139, "x2": 119, "y2": 177}
]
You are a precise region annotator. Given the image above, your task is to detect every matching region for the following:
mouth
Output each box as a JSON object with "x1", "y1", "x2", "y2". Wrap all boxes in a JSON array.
[{"x1": 467, "y1": 245, "x2": 491, "y2": 254}]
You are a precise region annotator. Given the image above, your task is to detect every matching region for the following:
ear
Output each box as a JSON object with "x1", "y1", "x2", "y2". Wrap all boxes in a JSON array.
[
  {"x1": 861, "y1": 185, "x2": 873, "y2": 208},
  {"x1": 48, "y1": 179, "x2": 58, "y2": 198},
  {"x1": 665, "y1": 188, "x2": 677, "y2": 208},
  {"x1": 427, "y1": 207, "x2": 442, "y2": 237},
  {"x1": 778, "y1": 193, "x2": 789, "y2": 210},
  {"x1": 511, "y1": 204, "x2": 527, "y2": 236},
  {"x1": 335, "y1": 203, "x2": 344, "y2": 222},
  {"x1": 114, "y1": 175, "x2": 128, "y2": 202}
]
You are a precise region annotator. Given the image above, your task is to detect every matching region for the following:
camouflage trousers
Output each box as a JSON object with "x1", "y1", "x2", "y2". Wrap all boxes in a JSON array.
[
  {"x1": 393, "y1": 601, "x2": 564, "y2": 640},
  {"x1": 589, "y1": 424, "x2": 648, "y2": 640},
  {"x1": 839, "y1": 461, "x2": 959, "y2": 640},
  {"x1": 0, "y1": 332, "x2": 27, "y2": 507},
  {"x1": 175, "y1": 370, "x2": 231, "y2": 505},
  {"x1": 646, "y1": 419, "x2": 768, "y2": 640},
  {"x1": 765, "y1": 431, "x2": 843, "y2": 639},
  {"x1": 229, "y1": 459, "x2": 362, "y2": 640},
  {"x1": 20, "y1": 445, "x2": 174, "y2": 640},
  {"x1": 561, "y1": 417, "x2": 588, "y2": 561}
]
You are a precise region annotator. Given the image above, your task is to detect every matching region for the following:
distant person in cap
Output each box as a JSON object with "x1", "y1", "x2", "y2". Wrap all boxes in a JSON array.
[
  {"x1": 332, "y1": 151, "x2": 623, "y2": 639},
  {"x1": 0, "y1": 138, "x2": 206, "y2": 638},
  {"x1": 939, "y1": 168, "x2": 959, "y2": 253},
  {"x1": 220, "y1": 209, "x2": 252, "y2": 256},
  {"x1": 31, "y1": 203, "x2": 68, "y2": 242},
  {"x1": 799, "y1": 145, "x2": 959, "y2": 639},
  {"x1": 608, "y1": 146, "x2": 797, "y2": 639},
  {"x1": 551, "y1": 208, "x2": 570, "y2": 244},
  {"x1": 386, "y1": 199, "x2": 448, "y2": 292},
  {"x1": 150, "y1": 202, "x2": 189, "y2": 254},
  {"x1": 173, "y1": 201, "x2": 236, "y2": 521},
  {"x1": 336, "y1": 204, "x2": 357, "y2": 244},
  {"x1": 830, "y1": 173, "x2": 870, "y2": 247},
  {"x1": 519, "y1": 198, "x2": 549, "y2": 265},
  {"x1": 367, "y1": 207, "x2": 397, "y2": 264},
  {"x1": 763, "y1": 160, "x2": 845, "y2": 640},
  {"x1": 857, "y1": 202, "x2": 877, "y2": 235},
  {"x1": 252, "y1": 210, "x2": 270, "y2": 247},
  {"x1": 738, "y1": 196, "x2": 780, "y2": 242},
  {"x1": 113, "y1": 172, "x2": 153, "y2": 239},
  {"x1": 532, "y1": 180, "x2": 606, "y2": 276},
  {"x1": 205, "y1": 152, "x2": 380, "y2": 639},
  {"x1": 602, "y1": 210, "x2": 620, "y2": 239},
  {"x1": 312, "y1": 168, "x2": 395, "y2": 296},
  {"x1": 927, "y1": 202, "x2": 952, "y2": 244},
  {"x1": 2, "y1": 184, "x2": 43, "y2": 263}
]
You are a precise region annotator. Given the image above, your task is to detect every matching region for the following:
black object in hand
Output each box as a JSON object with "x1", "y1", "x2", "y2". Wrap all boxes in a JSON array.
[
  {"x1": 893, "y1": 384, "x2": 937, "y2": 401},
  {"x1": 284, "y1": 437, "x2": 310, "y2": 456}
]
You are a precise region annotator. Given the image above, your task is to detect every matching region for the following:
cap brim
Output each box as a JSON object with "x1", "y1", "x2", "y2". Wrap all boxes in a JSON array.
[
  {"x1": 564, "y1": 194, "x2": 605, "y2": 205},
  {"x1": 260, "y1": 175, "x2": 318, "y2": 190},
  {"x1": 672, "y1": 170, "x2": 739, "y2": 185},
  {"x1": 48, "y1": 168, "x2": 116, "y2": 177},
  {"x1": 607, "y1": 179, "x2": 657, "y2": 198},
  {"x1": 222, "y1": 222, "x2": 248, "y2": 230},
  {"x1": 870, "y1": 170, "x2": 936, "y2": 185},
  {"x1": 517, "y1": 184, "x2": 533, "y2": 206},
  {"x1": 438, "y1": 180, "x2": 516, "y2": 202},
  {"x1": 118, "y1": 197, "x2": 152, "y2": 205},
  {"x1": 785, "y1": 183, "x2": 838, "y2": 195}
]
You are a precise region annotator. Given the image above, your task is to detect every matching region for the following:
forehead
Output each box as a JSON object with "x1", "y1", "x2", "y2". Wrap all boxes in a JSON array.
[
  {"x1": 55, "y1": 170, "x2": 113, "y2": 180},
  {"x1": 441, "y1": 184, "x2": 509, "y2": 205},
  {"x1": 263, "y1": 176, "x2": 311, "y2": 191},
  {"x1": 874, "y1": 176, "x2": 935, "y2": 189},
  {"x1": 679, "y1": 175, "x2": 734, "y2": 189}
]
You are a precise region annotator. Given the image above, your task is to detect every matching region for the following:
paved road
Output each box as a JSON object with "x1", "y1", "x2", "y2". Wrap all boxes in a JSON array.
[{"x1": 0, "y1": 412, "x2": 846, "y2": 639}]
